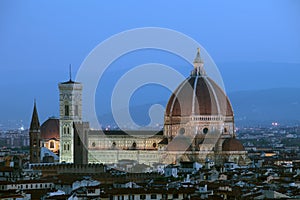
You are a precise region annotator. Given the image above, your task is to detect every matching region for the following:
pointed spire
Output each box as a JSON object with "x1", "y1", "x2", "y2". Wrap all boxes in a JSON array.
[
  {"x1": 30, "y1": 100, "x2": 40, "y2": 131},
  {"x1": 192, "y1": 48, "x2": 206, "y2": 76}
]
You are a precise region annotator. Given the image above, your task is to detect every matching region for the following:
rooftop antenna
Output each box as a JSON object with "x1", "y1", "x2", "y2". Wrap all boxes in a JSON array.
[{"x1": 69, "y1": 64, "x2": 72, "y2": 81}]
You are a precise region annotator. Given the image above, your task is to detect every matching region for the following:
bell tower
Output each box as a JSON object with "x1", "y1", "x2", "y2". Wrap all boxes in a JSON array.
[
  {"x1": 58, "y1": 68, "x2": 83, "y2": 163},
  {"x1": 29, "y1": 100, "x2": 41, "y2": 163}
]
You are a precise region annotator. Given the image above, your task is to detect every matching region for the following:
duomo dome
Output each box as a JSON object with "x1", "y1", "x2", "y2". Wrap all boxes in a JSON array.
[
  {"x1": 164, "y1": 49, "x2": 234, "y2": 139},
  {"x1": 165, "y1": 76, "x2": 233, "y2": 117},
  {"x1": 162, "y1": 49, "x2": 249, "y2": 165}
]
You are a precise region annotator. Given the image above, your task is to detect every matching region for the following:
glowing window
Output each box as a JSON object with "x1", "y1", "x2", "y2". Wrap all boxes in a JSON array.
[{"x1": 50, "y1": 141, "x2": 54, "y2": 148}]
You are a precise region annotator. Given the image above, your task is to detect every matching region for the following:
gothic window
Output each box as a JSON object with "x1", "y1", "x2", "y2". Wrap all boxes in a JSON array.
[
  {"x1": 67, "y1": 144, "x2": 70, "y2": 151},
  {"x1": 33, "y1": 139, "x2": 37, "y2": 147},
  {"x1": 67, "y1": 127, "x2": 70, "y2": 134},
  {"x1": 65, "y1": 105, "x2": 69, "y2": 116},
  {"x1": 63, "y1": 144, "x2": 66, "y2": 151},
  {"x1": 64, "y1": 127, "x2": 67, "y2": 134},
  {"x1": 75, "y1": 105, "x2": 79, "y2": 116},
  {"x1": 50, "y1": 141, "x2": 54, "y2": 148}
]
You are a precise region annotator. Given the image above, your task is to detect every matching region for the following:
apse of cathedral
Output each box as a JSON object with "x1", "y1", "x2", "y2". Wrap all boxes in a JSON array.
[{"x1": 29, "y1": 49, "x2": 250, "y2": 166}]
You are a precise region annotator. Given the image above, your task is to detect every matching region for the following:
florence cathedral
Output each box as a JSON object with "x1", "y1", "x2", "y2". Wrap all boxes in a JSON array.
[{"x1": 29, "y1": 49, "x2": 250, "y2": 167}]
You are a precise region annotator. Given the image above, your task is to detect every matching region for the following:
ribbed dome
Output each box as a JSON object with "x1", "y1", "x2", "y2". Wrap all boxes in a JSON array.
[
  {"x1": 222, "y1": 138, "x2": 245, "y2": 151},
  {"x1": 40, "y1": 118, "x2": 60, "y2": 140},
  {"x1": 165, "y1": 76, "x2": 233, "y2": 117}
]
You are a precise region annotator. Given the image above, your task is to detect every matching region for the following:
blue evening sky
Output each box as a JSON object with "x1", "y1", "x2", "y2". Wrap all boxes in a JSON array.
[{"x1": 0, "y1": 0, "x2": 299, "y2": 127}]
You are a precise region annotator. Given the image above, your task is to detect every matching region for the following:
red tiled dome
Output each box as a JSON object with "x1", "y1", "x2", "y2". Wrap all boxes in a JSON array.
[
  {"x1": 40, "y1": 118, "x2": 60, "y2": 140},
  {"x1": 222, "y1": 138, "x2": 245, "y2": 151},
  {"x1": 165, "y1": 76, "x2": 233, "y2": 117}
]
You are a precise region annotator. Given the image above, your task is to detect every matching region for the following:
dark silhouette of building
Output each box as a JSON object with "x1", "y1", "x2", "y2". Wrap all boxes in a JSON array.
[
  {"x1": 29, "y1": 101, "x2": 41, "y2": 163},
  {"x1": 73, "y1": 122, "x2": 89, "y2": 165}
]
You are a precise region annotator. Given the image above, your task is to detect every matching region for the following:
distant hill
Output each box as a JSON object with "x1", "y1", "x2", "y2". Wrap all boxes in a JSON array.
[
  {"x1": 229, "y1": 88, "x2": 300, "y2": 125},
  {"x1": 98, "y1": 88, "x2": 300, "y2": 127}
]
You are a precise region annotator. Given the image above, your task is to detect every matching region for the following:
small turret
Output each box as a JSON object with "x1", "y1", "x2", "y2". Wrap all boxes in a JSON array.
[{"x1": 191, "y1": 48, "x2": 206, "y2": 76}]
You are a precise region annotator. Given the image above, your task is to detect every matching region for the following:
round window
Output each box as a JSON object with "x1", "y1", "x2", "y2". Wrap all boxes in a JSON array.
[
  {"x1": 132, "y1": 142, "x2": 137, "y2": 147},
  {"x1": 203, "y1": 128, "x2": 208, "y2": 134},
  {"x1": 179, "y1": 128, "x2": 185, "y2": 135}
]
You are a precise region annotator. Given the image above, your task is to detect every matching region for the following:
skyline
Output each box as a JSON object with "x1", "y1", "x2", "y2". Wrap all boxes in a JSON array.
[{"x1": 0, "y1": 1, "x2": 300, "y2": 127}]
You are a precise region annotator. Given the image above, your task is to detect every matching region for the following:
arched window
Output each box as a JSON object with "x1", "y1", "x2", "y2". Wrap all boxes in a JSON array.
[
  {"x1": 33, "y1": 139, "x2": 37, "y2": 146},
  {"x1": 67, "y1": 127, "x2": 70, "y2": 134},
  {"x1": 132, "y1": 142, "x2": 137, "y2": 149},
  {"x1": 65, "y1": 105, "x2": 69, "y2": 116},
  {"x1": 67, "y1": 144, "x2": 70, "y2": 151},
  {"x1": 75, "y1": 105, "x2": 79, "y2": 116},
  {"x1": 112, "y1": 142, "x2": 116, "y2": 149},
  {"x1": 50, "y1": 141, "x2": 54, "y2": 149}
]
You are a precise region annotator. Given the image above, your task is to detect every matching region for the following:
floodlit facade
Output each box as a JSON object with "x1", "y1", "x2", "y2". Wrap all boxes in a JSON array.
[{"x1": 30, "y1": 49, "x2": 250, "y2": 167}]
